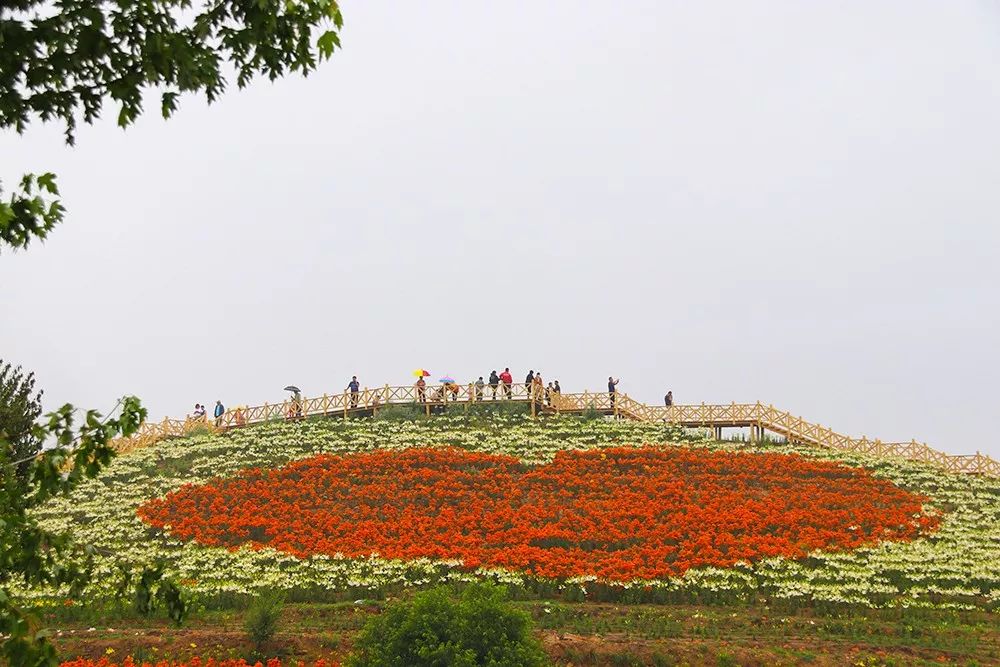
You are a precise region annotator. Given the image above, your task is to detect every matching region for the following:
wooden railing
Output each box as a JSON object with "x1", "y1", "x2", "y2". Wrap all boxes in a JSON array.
[{"x1": 109, "y1": 382, "x2": 1000, "y2": 477}]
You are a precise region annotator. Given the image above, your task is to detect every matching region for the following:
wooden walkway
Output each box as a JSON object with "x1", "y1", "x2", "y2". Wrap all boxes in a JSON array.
[{"x1": 112, "y1": 382, "x2": 1000, "y2": 477}]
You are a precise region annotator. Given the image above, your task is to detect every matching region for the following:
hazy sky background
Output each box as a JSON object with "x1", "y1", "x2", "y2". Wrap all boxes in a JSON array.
[{"x1": 2, "y1": 1, "x2": 999, "y2": 457}]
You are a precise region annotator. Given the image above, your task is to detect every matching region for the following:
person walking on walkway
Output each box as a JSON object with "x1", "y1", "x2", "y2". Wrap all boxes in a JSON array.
[
  {"x1": 348, "y1": 376, "x2": 360, "y2": 408},
  {"x1": 664, "y1": 391, "x2": 673, "y2": 407},
  {"x1": 214, "y1": 400, "x2": 225, "y2": 427},
  {"x1": 415, "y1": 376, "x2": 427, "y2": 403},
  {"x1": 532, "y1": 372, "x2": 543, "y2": 405},
  {"x1": 545, "y1": 382, "x2": 553, "y2": 407},
  {"x1": 499, "y1": 368, "x2": 513, "y2": 399},
  {"x1": 608, "y1": 377, "x2": 619, "y2": 410},
  {"x1": 488, "y1": 370, "x2": 500, "y2": 400},
  {"x1": 474, "y1": 376, "x2": 485, "y2": 401},
  {"x1": 524, "y1": 370, "x2": 534, "y2": 398}
]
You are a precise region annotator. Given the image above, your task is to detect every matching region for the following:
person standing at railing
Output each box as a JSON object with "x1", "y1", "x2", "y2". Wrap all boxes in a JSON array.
[
  {"x1": 524, "y1": 370, "x2": 534, "y2": 397},
  {"x1": 488, "y1": 370, "x2": 500, "y2": 400},
  {"x1": 545, "y1": 382, "x2": 554, "y2": 407},
  {"x1": 474, "y1": 376, "x2": 485, "y2": 401},
  {"x1": 499, "y1": 368, "x2": 513, "y2": 399},
  {"x1": 553, "y1": 380, "x2": 561, "y2": 396},
  {"x1": 192, "y1": 403, "x2": 206, "y2": 420},
  {"x1": 348, "y1": 376, "x2": 360, "y2": 408},
  {"x1": 664, "y1": 391, "x2": 673, "y2": 407},
  {"x1": 532, "y1": 372, "x2": 543, "y2": 406},
  {"x1": 214, "y1": 400, "x2": 225, "y2": 427},
  {"x1": 415, "y1": 376, "x2": 427, "y2": 403},
  {"x1": 608, "y1": 377, "x2": 619, "y2": 409}
]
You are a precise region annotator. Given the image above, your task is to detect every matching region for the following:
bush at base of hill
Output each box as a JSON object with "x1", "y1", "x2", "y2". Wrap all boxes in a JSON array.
[{"x1": 346, "y1": 583, "x2": 549, "y2": 667}]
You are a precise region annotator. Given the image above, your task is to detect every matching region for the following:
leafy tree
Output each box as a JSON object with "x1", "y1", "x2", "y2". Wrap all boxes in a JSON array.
[
  {"x1": 0, "y1": 359, "x2": 44, "y2": 486},
  {"x1": 1, "y1": 2, "x2": 346, "y2": 662},
  {"x1": 1, "y1": 0, "x2": 344, "y2": 251},
  {"x1": 347, "y1": 583, "x2": 550, "y2": 667},
  {"x1": 0, "y1": 396, "x2": 156, "y2": 665}
]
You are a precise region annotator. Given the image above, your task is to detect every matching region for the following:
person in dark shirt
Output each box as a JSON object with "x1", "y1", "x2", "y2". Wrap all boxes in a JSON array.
[
  {"x1": 664, "y1": 390, "x2": 673, "y2": 407},
  {"x1": 608, "y1": 377, "x2": 619, "y2": 408},
  {"x1": 348, "y1": 376, "x2": 360, "y2": 408},
  {"x1": 488, "y1": 370, "x2": 500, "y2": 400},
  {"x1": 214, "y1": 400, "x2": 225, "y2": 427},
  {"x1": 524, "y1": 370, "x2": 534, "y2": 398}
]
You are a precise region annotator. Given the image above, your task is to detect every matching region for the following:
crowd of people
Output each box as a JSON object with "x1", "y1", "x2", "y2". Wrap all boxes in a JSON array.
[
  {"x1": 192, "y1": 375, "x2": 677, "y2": 424},
  {"x1": 413, "y1": 369, "x2": 566, "y2": 407}
]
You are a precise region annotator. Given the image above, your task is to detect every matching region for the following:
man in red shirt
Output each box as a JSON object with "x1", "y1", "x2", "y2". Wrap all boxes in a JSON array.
[{"x1": 499, "y1": 368, "x2": 513, "y2": 399}]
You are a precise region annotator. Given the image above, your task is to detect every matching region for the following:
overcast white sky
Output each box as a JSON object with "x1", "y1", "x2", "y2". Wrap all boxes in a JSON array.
[{"x1": 2, "y1": 1, "x2": 999, "y2": 457}]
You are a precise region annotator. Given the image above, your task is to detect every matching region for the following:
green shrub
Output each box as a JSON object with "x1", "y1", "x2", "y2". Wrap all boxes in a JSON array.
[
  {"x1": 183, "y1": 422, "x2": 215, "y2": 437},
  {"x1": 716, "y1": 651, "x2": 737, "y2": 667},
  {"x1": 373, "y1": 404, "x2": 425, "y2": 421},
  {"x1": 244, "y1": 591, "x2": 284, "y2": 656},
  {"x1": 346, "y1": 582, "x2": 549, "y2": 667},
  {"x1": 581, "y1": 404, "x2": 603, "y2": 421},
  {"x1": 444, "y1": 402, "x2": 532, "y2": 419}
]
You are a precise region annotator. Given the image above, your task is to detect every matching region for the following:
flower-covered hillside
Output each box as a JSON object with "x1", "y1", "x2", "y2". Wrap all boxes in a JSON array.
[{"x1": 24, "y1": 414, "x2": 1000, "y2": 610}]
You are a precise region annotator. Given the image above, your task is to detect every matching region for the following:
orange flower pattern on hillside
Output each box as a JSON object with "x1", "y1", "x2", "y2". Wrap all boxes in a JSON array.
[{"x1": 138, "y1": 447, "x2": 938, "y2": 580}]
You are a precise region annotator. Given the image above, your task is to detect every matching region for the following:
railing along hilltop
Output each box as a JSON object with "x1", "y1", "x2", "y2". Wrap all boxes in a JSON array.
[{"x1": 109, "y1": 382, "x2": 1000, "y2": 477}]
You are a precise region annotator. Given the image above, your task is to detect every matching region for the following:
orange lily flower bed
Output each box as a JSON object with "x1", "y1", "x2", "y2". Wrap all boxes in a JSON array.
[{"x1": 138, "y1": 447, "x2": 937, "y2": 580}]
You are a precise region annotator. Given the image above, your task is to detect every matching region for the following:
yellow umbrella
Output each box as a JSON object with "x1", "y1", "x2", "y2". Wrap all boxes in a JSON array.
[{"x1": 412, "y1": 368, "x2": 430, "y2": 377}]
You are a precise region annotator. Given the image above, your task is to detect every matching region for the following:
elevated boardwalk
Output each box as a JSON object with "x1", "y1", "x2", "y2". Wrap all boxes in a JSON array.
[{"x1": 113, "y1": 382, "x2": 1000, "y2": 477}]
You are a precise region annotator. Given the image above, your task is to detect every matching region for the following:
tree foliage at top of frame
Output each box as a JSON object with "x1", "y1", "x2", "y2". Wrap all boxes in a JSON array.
[{"x1": 0, "y1": 0, "x2": 344, "y2": 251}]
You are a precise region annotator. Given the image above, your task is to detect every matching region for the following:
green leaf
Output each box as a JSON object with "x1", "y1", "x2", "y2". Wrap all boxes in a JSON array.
[
  {"x1": 317, "y1": 30, "x2": 340, "y2": 60},
  {"x1": 161, "y1": 91, "x2": 179, "y2": 119},
  {"x1": 36, "y1": 173, "x2": 59, "y2": 195}
]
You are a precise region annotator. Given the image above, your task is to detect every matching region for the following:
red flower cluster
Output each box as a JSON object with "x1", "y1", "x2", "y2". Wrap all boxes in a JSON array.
[
  {"x1": 61, "y1": 660, "x2": 336, "y2": 667},
  {"x1": 138, "y1": 447, "x2": 937, "y2": 580}
]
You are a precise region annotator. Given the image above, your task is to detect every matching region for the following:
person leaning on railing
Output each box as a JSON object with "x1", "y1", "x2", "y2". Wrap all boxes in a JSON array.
[{"x1": 415, "y1": 376, "x2": 427, "y2": 403}]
